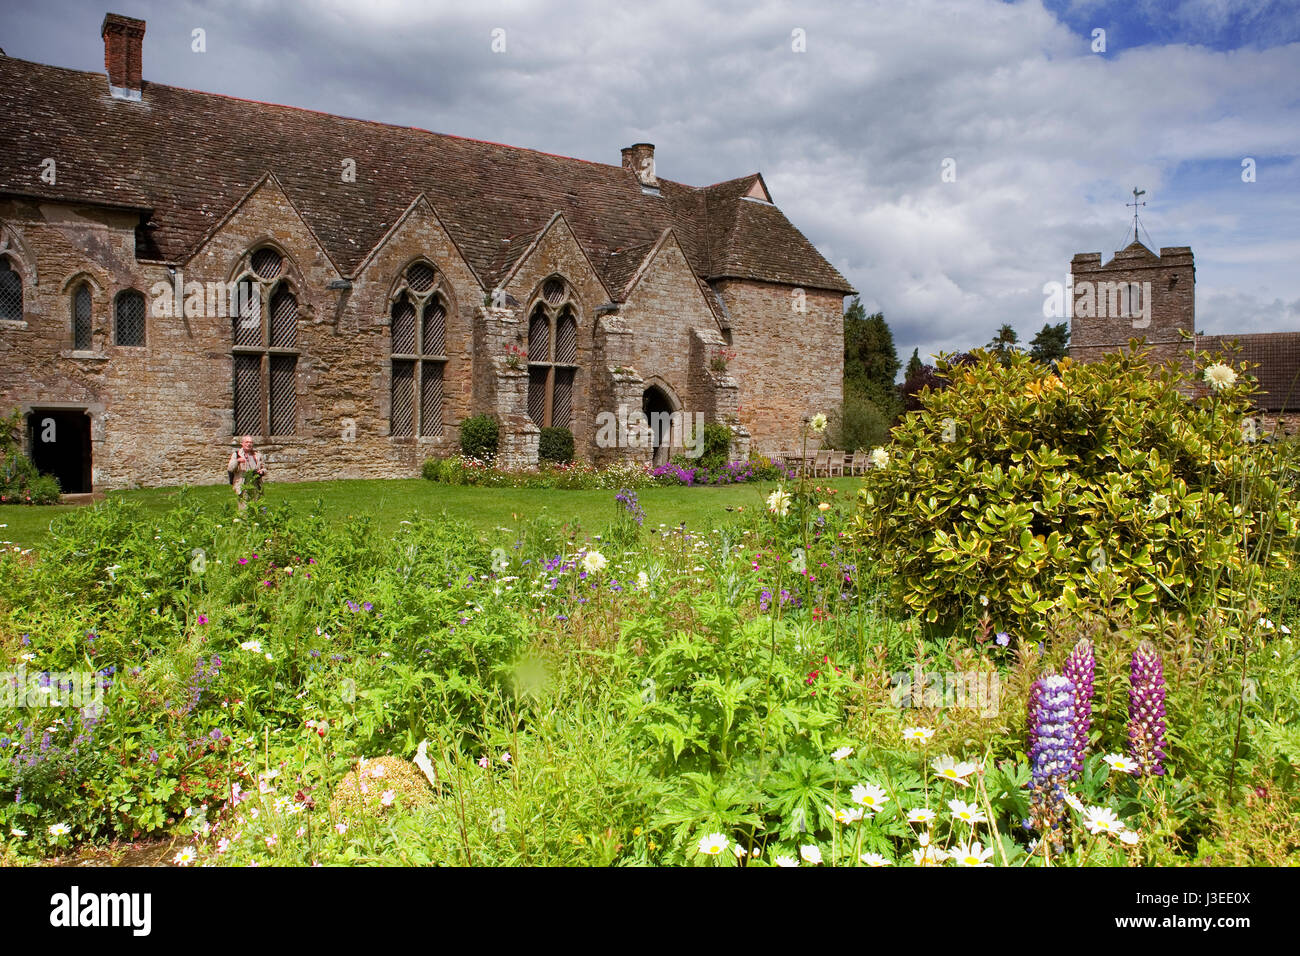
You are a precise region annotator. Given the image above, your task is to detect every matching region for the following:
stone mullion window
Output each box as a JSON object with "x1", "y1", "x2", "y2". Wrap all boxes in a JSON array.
[
  {"x1": 114, "y1": 289, "x2": 146, "y2": 346},
  {"x1": 389, "y1": 261, "x2": 448, "y2": 439},
  {"x1": 231, "y1": 247, "x2": 298, "y2": 437},
  {"x1": 527, "y1": 281, "x2": 578, "y2": 429}
]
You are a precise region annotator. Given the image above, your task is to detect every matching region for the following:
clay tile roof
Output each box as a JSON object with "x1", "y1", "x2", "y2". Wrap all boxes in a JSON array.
[
  {"x1": 0, "y1": 57, "x2": 855, "y2": 296},
  {"x1": 1200, "y1": 332, "x2": 1300, "y2": 412}
]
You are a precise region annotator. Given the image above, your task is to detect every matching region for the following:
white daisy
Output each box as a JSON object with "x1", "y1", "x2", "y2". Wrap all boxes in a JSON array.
[
  {"x1": 1081, "y1": 806, "x2": 1125, "y2": 836},
  {"x1": 951, "y1": 840, "x2": 994, "y2": 867},
  {"x1": 931, "y1": 755, "x2": 978, "y2": 786},
  {"x1": 697, "y1": 832, "x2": 729, "y2": 856},
  {"x1": 906, "y1": 807, "x2": 937, "y2": 824},
  {"x1": 859, "y1": 852, "x2": 892, "y2": 866},
  {"x1": 1102, "y1": 754, "x2": 1138, "y2": 774},
  {"x1": 948, "y1": 799, "x2": 987, "y2": 825},
  {"x1": 774, "y1": 854, "x2": 799, "y2": 867},
  {"x1": 831, "y1": 746, "x2": 854, "y2": 762},
  {"x1": 800, "y1": 845, "x2": 823, "y2": 865},
  {"x1": 902, "y1": 726, "x2": 935, "y2": 743},
  {"x1": 173, "y1": 846, "x2": 197, "y2": 866},
  {"x1": 850, "y1": 783, "x2": 890, "y2": 812}
]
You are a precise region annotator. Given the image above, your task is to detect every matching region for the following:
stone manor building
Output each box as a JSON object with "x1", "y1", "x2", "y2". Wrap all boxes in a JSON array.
[{"x1": 0, "y1": 14, "x2": 852, "y2": 493}]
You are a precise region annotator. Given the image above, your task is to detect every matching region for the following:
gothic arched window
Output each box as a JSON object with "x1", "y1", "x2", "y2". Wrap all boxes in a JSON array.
[
  {"x1": 231, "y1": 246, "x2": 298, "y2": 436},
  {"x1": 389, "y1": 260, "x2": 448, "y2": 438},
  {"x1": 527, "y1": 277, "x2": 578, "y2": 428}
]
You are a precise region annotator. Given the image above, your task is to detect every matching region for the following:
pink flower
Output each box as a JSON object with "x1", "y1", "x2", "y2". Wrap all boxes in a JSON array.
[
  {"x1": 335, "y1": 823, "x2": 347, "y2": 835},
  {"x1": 197, "y1": 614, "x2": 209, "y2": 625},
  {"x1": 265, "y1": 835, "x2": 278, "y2": 848},
  {"x1": 477, "y1": 756, "x2": 490, "y2": 769},
  {"x1": 381, "y1": 790, "x2": 396, "y2": 807}
]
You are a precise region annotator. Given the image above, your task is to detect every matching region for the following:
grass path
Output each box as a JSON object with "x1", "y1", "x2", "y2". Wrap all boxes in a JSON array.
[{"x1": 0, "y1": 476, "x2": 864, "y2": 548}]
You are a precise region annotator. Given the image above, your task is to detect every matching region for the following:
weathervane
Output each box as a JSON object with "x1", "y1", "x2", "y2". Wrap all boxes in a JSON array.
[{"x1": 1127, "y1": 187, "x2": 1147, "y2": 244}]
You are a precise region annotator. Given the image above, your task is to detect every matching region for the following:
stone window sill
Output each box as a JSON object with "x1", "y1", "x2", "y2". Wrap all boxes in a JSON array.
[
  {"x1": 61, "y1": 350, "x2": 109, "y2": 361},
  {"x1": 0, "y1": 319, "x2": 28, "y2": 330}
]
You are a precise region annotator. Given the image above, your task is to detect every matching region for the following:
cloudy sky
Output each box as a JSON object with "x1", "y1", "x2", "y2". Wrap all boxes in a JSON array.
[{"x1": 5, "y1": 0, "x2": 1299, "y2": 365}]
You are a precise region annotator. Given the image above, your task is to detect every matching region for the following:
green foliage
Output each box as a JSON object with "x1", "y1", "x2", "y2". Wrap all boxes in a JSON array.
[
  {"x1": 855, "y1": 348, "x2": 1299, "y2": 638},
  {"x1": 1029, "y1": 322, "x2": 1070, "y2": 367},
  {"x1": 697, "y1": 423, "x2": 734, "y2": 471},
  {"x1": 986, "y1": 324, "x2": 1021, "y2": 365},
  {"x1": 0, "y1": 410, "x2": 60, "y2": 505},
  {"x1": 459, "y1": 415, "x2": 500, "y2": 463},
  {"x1": 538, "y1": 426, "x2": 575, "y2": 464},
  {"x1": 843, "y1": 298, "x2": 902, "y2": 420},
  {"x1": 827, "y1": 385, "x2": 890, "y2": 452}
]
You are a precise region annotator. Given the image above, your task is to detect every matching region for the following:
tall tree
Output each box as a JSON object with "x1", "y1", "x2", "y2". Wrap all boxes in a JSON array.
[
  {"x1": 1029, "y1": 322, "x2": 1070, "y2": 367},
  {"x1": 905, "y1": 348, "x2": 923, "y2": 379},
  {"x1": 843, "y1": 297, "x2": 901, "y2": 418},
  {"x1": 986, "y1": 323, "x2": 1020, "y2": 365}
]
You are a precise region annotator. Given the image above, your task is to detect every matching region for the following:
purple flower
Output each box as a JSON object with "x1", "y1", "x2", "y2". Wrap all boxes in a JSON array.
[
  {"x1": 995, "y1": 631, "x2": 1010, "y2": 647},
  {"x1": 197, "y1": 614, "x2": 209, "y2": 625},
  {"x1": 1027, "y1": 674, "x2": 1078, "y2": 844},
  {"x1": 1128, "y1": 641, "x2": 1167, "y2": 776},
  {"x1": 363, "y1": 602, "x2": 374, "y2": 612},
  {"x1": 1062, "y1": 639, "x2": 1095, "y2": 778}
]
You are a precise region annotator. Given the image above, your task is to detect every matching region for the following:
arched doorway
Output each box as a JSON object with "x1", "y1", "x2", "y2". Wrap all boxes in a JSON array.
[{"x1": 642, "y1": 385, "x2": 675, "y2": 466}]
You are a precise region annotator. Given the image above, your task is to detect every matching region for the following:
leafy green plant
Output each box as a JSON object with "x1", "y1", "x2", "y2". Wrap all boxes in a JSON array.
[
  {"x1": 855, "y1": 348, "x2": 1299, "y2": 639},
  {"x1": 538, "y1": 426, "x2": 574, "y2": 464},
  {"x1": 459, "y1": 415, "x2": 500, "y2": 463}
]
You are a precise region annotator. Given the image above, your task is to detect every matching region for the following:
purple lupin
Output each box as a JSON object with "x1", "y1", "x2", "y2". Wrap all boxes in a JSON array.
[
  {"x1": 1128, "y1": 641, "x2": 1167, "y2": 776},
  {"x1": 1062, "y1": 639, "x2": 1095, "y2": 779},
  {"x1": 1027, "y1": 674, "x2": 1078, "y2": 846}
]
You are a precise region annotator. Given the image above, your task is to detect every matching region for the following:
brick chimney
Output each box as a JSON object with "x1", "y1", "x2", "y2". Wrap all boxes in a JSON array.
[
  {"x1": 101, "y1": 13, "x2": 146, "y2": 101},
  {"x1": 621, "y1": 143, "x2": 656, "y2": 187}
]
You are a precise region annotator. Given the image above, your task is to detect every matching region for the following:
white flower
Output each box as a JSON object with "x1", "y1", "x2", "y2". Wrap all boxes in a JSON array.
[
  {"x1": 931, "y1": 755, "x2": 978, "y2": 786},
  {"x1": 831, "y1": 746, "x2": 854, "y2": 762},
  {"x1": 581, "y1": 551, "x2": 607, "y2": 574},
  {"x1": 902, "y1": 726, "x2": 935, "y2": 743},
  {"x1": 19, "y1": 653, "x2": 36, "y2": 663},
  {"x1": 827, "y1": 804, "x2": 865, "y2": 825},
  {"x1": 859, "y1": 852, "x2": 892, "y2": 867},
  {"x1": 9, "y1": 827, "x2": 27, "y2": 838},
  {"x1": 1119, "y1": 829, "x2": 1140, "y2": 846},
  {"x1": 1064, "y1": 792, "x2": 1086, "y2": 813},
  {"x1": 766, "y1": 488, "x2": 792, "y2": 517},
  {"x1": 48, "y1": 823, "x2": 71, "y2": 837},
  {"x1": 951, "y1": 840, "x2": 994, "y2": 867},
  {"x1": 774, "y1": 854, "x2": 799, "y2": 867},
  {"x1": 173, "y1": 846, "x2": 197, "y2": 866},
  {"x1": 697, "y1": 832, "x2": 729, "y2": 856},
  {"x1": 911, "y1": 844, "x2": 946, "y2": 867},
  {"x1": 216, "y1": 838, "x2": 230, "y2": 854},
  {"x1": 732, "y1": 843, "x2": 747, "y2": 859},
  {"x1": 1081, "y1": 806, "x2": 1125, "y2": 836},
  {"x1": 809, "y1": 413, "x2": 828, "y2": 433},
  {"x1": 636, "y1": 571, "x2": 649, "y2": 590},
  {"x1": 850, "y1": 783, "x2": 890, "y2": 812},
  {"x1": 239, "y1": 640, "x2": 262, "y2": 653},
  {"x1": 1102, "y1": 754, "x2": 1138, "y2": 774},
  {"x1": 870, "y1": 447, "x2": 890, "y2": 469},
  {"x1": 948, "y1": 799, "x2": 987, "y2": 825},
  {"x1": 800, "y1": 845, "x2": 823, "y2": 865},
  {"x1": 1203, "y1": 363, "x2": 1237, "y2": 391},
  {"x1": 907, "y1": 807, "x2": 937, "y2": 824}
]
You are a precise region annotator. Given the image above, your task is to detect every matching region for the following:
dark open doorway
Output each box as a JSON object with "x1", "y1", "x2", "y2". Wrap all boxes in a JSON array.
[
  {"x1": 27, "y1": 409, "x2": 92, "y2": 495},
  {"x1": 642, "y1": 386, "x2": 675, "y2": 467}
]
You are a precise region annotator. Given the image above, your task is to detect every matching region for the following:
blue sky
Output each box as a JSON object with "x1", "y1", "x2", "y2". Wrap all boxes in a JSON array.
[{"x1": 3, "y1": 0, "x2": 1299, "y2": 361}]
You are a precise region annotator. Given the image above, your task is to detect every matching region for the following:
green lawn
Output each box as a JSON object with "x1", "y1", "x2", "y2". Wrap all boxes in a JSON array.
[{"x1": 0, "y1": 476, "x2": 865, "y2": 549}]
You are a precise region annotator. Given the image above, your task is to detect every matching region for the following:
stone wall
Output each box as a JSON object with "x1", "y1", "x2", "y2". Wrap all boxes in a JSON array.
[{"x1": 714, "y1": 280, "x2": 844, "y2": 454}]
